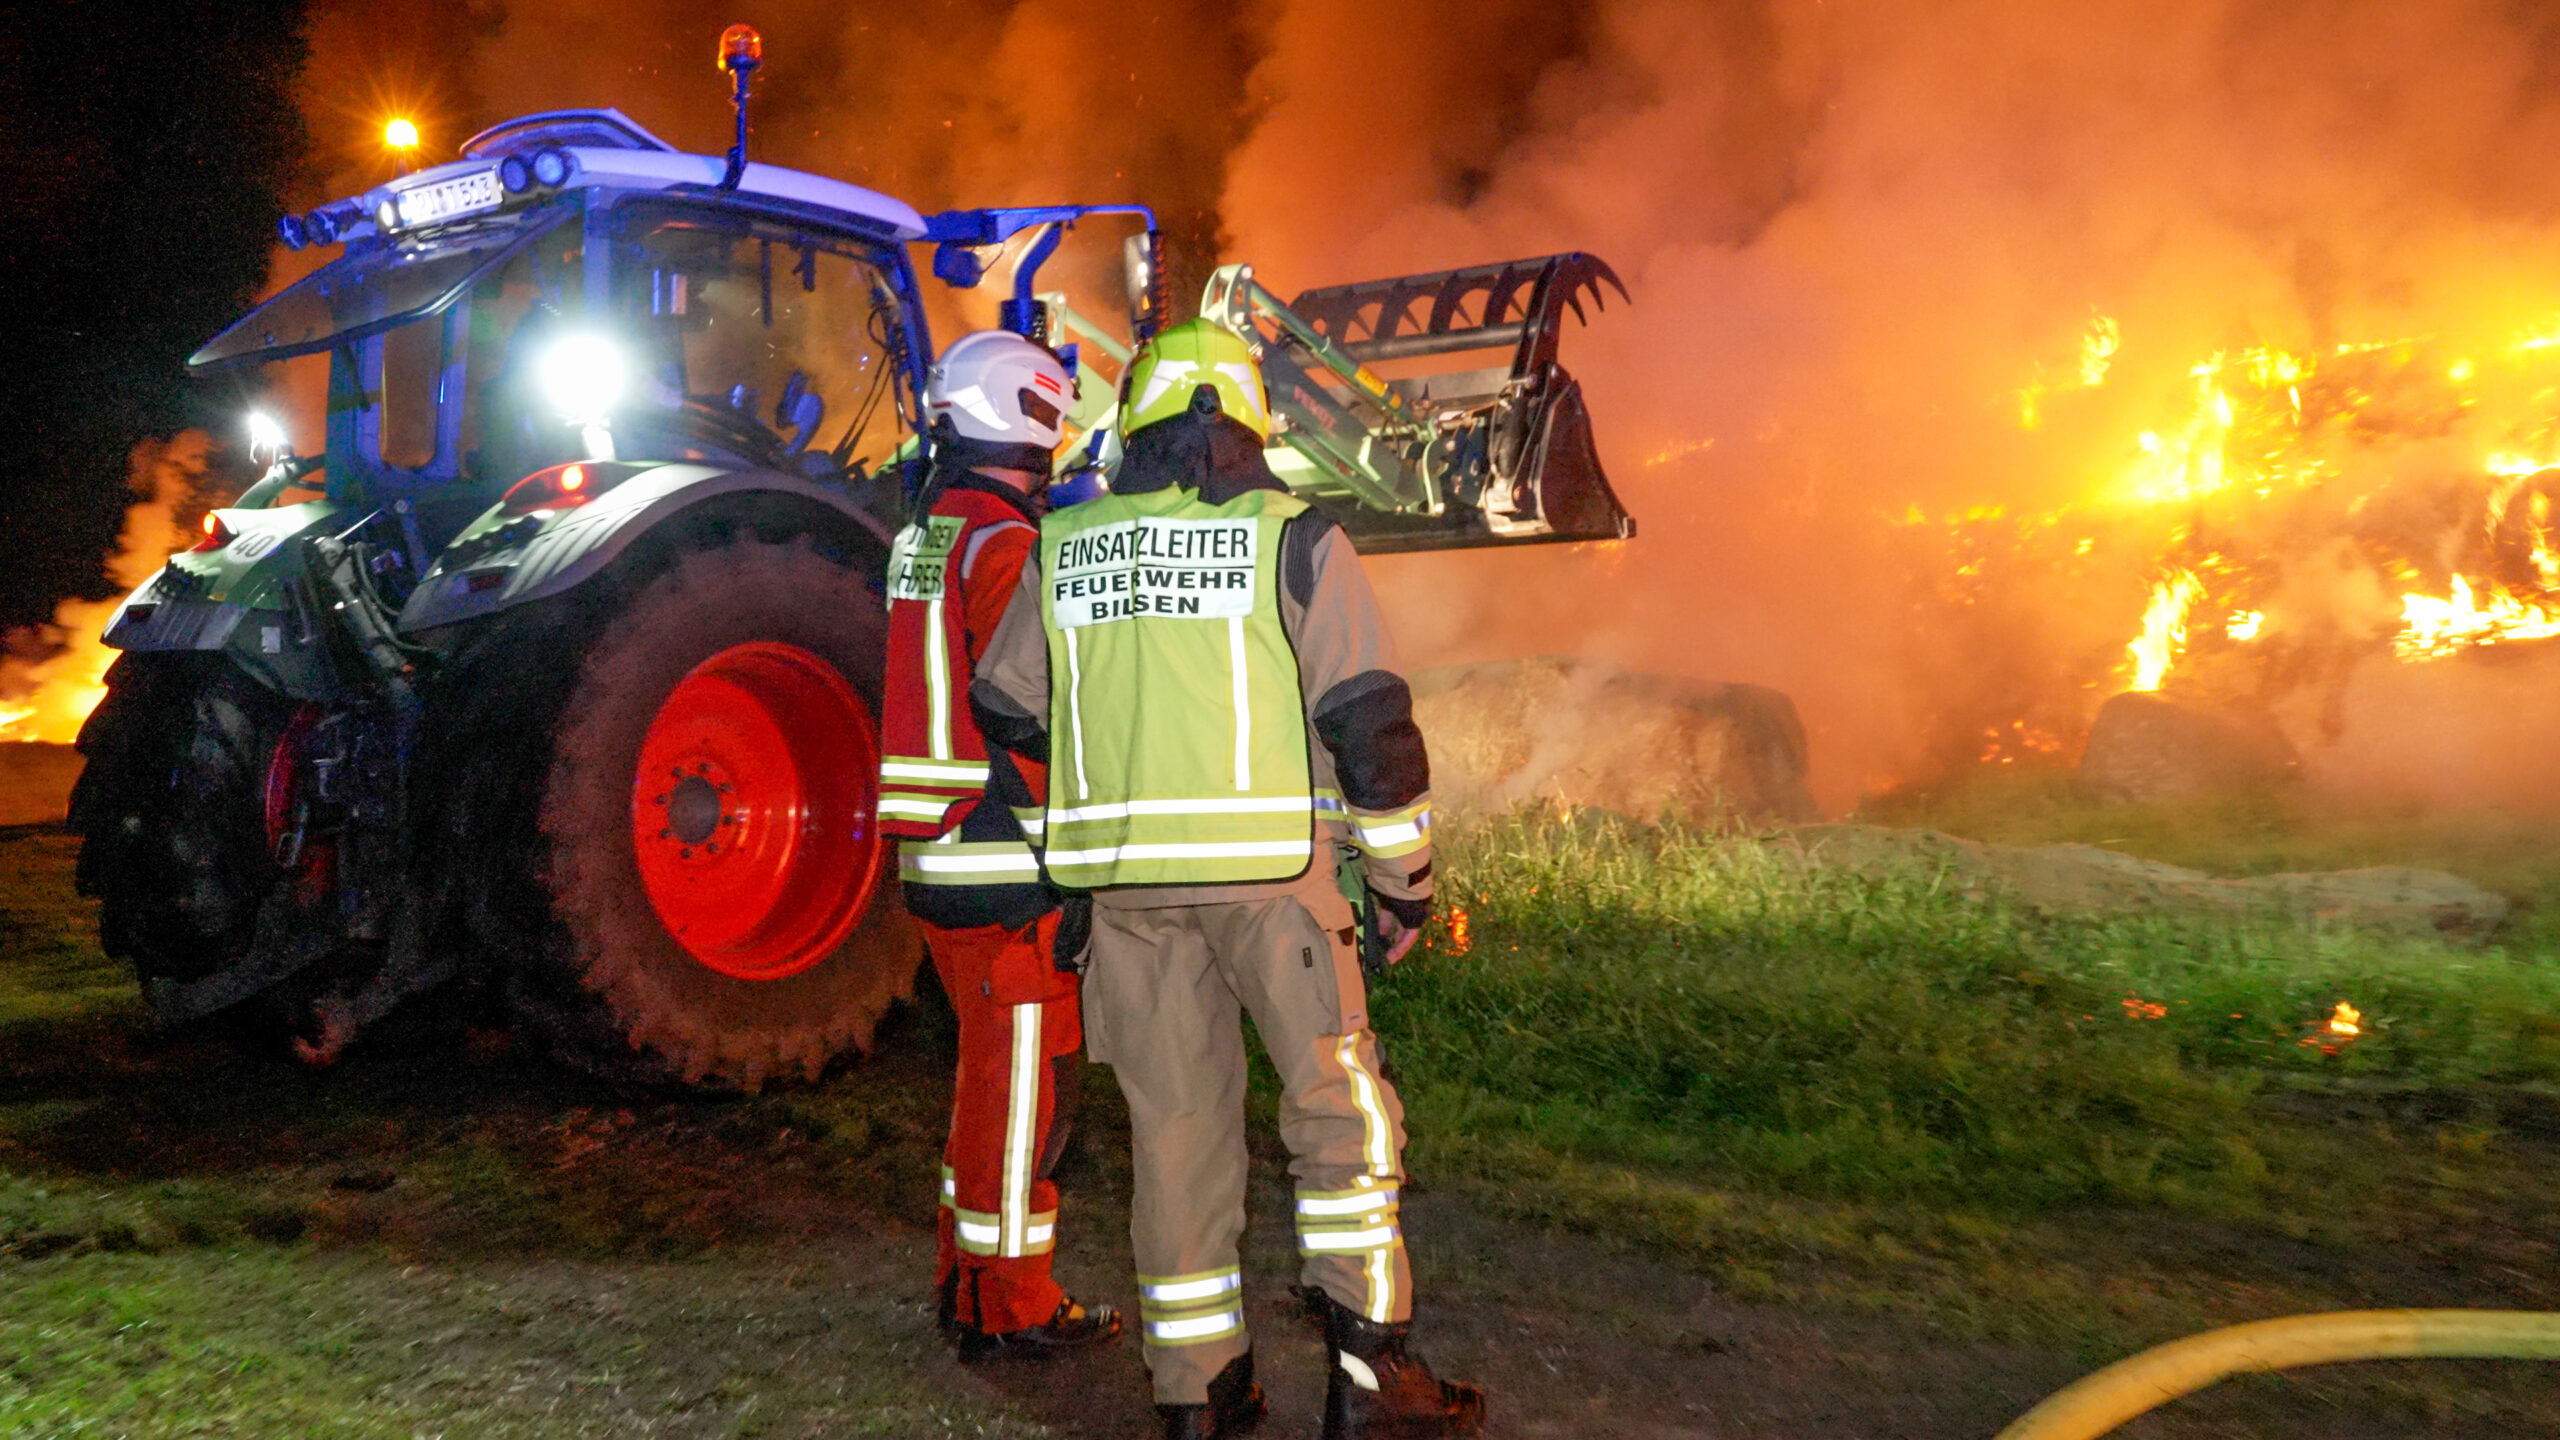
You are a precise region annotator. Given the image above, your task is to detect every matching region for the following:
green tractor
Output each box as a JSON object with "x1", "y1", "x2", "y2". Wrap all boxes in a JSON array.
[{"x1": 73, "y1": 59, "x2": 1629, "y2": 1092}]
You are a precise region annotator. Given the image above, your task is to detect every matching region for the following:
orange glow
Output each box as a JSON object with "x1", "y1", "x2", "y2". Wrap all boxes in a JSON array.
[
  {"x1": 1443, "y1": 905, "x2": 1470, "y2": 957},
  {"x1": 384, "y1": 117, "x2": 419, "y2": 151},
  {"x1": 0, "y1": 433, "x2": 205, "y2": 744},
  {"x1": 560, "y1": 464, "x2": 586, "y2": 492},
  {"x1": 2121, "y1": 994, "x2": 2167, "y2": 1020}
]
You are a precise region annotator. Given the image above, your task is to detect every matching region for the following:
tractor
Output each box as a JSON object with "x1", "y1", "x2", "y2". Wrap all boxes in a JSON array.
[{"x1": 71, "y1": 36, "x2": 1630, "y2": 1089}]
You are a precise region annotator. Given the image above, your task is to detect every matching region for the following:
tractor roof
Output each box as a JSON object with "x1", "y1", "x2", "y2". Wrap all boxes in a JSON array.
[{"x1": 337, "y1": 108, "x2": 927, "y2": 249}]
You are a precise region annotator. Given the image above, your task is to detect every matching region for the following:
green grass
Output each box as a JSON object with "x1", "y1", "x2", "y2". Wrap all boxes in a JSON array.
[
  {"x1": 1378, "y1": 807, "x2": 2560, "y2": 1346},
  {"x1": 1387, "y1": 812, "x2": 2560, "y2": 1210}
]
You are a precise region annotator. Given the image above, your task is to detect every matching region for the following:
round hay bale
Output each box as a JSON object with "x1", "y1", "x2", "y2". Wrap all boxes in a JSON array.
[
  {"x1": 1410, "y1": 657, "x2": 1816, "y2": 825},
  {"x1": 2078, "y1": 692, "x2": 2298, "y2": 802}
]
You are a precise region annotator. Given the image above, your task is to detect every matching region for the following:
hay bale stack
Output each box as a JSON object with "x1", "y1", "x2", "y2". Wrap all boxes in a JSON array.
[
  {"x1": 1409, "y1": 657, "x2": 1816, "y2": 824},
  {"x1": 2078, "y1": 691, "x2": 2299, "y2": 801}
]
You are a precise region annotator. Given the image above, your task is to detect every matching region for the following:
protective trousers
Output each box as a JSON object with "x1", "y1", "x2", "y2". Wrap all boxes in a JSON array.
[
  {"x1": 928, "y1": 912, "x2": 1084, "y2": 1336},
  {"x1": 1083, "y1": 870, "x2": 1413, "y2": 1405}
]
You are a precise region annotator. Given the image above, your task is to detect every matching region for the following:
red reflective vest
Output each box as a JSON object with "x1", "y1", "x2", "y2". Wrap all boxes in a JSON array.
[{"x1": 879, "y1": 478, "x2": 1040, "y2": 843}]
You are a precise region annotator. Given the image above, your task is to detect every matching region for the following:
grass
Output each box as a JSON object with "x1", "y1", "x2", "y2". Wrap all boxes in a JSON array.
[
  {"x1": 0, "y1": 832, "x2": 1045, "y2": 1438},
  {"x1": 1378, "y1": 801, "x2": 2560, "y2": 1351},
  {"x1": 0, "y1": 796, "x2": 2556, "y2": 1431}
]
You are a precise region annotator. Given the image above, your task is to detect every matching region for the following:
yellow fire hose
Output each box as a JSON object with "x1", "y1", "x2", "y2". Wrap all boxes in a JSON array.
[{"x1": 1994, "y1": 1309, "x2": 2560, "y2": 1440}]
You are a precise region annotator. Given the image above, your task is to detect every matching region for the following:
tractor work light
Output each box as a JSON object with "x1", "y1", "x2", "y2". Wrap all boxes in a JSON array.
[
  {"x1": 244, "y1": 410, "x2": 289, "y2": 460},
  {"x1": 540, "y1": 333, "x2": 627, "y2": 460},
  {"x1": 303, "y1": 208, "x2": 341, "y2": 245},
  {"x1": 540, "y1": 334, "x2": 626, "y2": 421},
  {"x1": 498, "y1": 154, "x2": 532, "y2": 193},
  {"x1": 277, "y1": 213, "x2": 308, "y2": 249},
  {"x1": 385, "y1": 117, "x2": 420, "y2": 152},
  {"x1": 530, "y1": 147, "x2": 572, "y2": 187}
]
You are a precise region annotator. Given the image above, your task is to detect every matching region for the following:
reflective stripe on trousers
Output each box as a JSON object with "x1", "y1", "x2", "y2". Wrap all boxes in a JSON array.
[{"x1": 1136, "y1": 1266, "x2": 1246, "y2": 1347}]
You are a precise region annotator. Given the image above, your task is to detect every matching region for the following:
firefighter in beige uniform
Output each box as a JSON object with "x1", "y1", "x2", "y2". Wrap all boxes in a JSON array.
[{"x1": 972, "y1": 319, "x2": 1485, "y2": 1440}]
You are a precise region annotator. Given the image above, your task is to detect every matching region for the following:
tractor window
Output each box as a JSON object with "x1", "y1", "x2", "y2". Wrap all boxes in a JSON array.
[
  {"x1": 459, "y1": 229, "x2": 589, "y2": 489},
  {"x1": 378, "y1": 314, "x2": 444, "y2": 471},
  {"x1": 611, "y1": 207, "x2": 911, "y2": 475}
]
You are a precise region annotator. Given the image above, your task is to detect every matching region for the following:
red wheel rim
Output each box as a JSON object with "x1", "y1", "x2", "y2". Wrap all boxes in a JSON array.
[{"x1": 630, "y1": 641, "x2": 884, "y2": 981}]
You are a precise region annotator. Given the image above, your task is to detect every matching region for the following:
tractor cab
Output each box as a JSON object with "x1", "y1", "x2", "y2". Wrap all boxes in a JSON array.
[{"x1": 193, "y1": 108, "x2": 934, "y2": 560}]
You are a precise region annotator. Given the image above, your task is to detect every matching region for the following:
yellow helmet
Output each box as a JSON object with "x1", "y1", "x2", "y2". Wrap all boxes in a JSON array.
[{"x1": 1120, "y1": 318, "x2": 1271, "y2": 440}]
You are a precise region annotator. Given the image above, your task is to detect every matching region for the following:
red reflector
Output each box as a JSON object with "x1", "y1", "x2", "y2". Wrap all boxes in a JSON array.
[
  {"x1": 189, "y1": 513, "x2": 235, "y2": 553},
  {"x1": 467, "y1": 571, "x2": 507, "y2": 593},
  {"x1": 501, "y1": 461, "x2": 633, "y2": 516}
]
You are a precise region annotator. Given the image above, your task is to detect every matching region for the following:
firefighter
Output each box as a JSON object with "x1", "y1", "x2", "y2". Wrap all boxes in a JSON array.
[
  {"x1": 878, "y1": 329, "x2": 1120, "y2": 1360},
  {"x1": 971, "y1": 318, "x2": 1486, "y2": 1439}
]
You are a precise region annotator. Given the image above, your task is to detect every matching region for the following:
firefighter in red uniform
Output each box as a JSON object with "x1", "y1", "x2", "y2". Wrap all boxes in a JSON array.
[{"x1": 878, "y1": 330, "x2": 1119, "y2": 1358}]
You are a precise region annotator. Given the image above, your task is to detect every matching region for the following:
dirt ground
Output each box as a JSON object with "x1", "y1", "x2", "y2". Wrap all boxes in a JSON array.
[{"x1": 2, "y1": 822, "x2": 2555, "y2": 1437}]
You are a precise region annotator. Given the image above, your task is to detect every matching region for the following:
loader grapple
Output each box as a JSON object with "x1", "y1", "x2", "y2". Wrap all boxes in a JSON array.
[{"x1": 1204, "y1": 252, "x2": 1633, "y2": 554}]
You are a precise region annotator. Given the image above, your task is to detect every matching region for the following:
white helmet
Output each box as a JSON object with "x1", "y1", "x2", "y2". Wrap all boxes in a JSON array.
[{"x1": 926, "y1": 330, "x2": 1074, "y2": 450}]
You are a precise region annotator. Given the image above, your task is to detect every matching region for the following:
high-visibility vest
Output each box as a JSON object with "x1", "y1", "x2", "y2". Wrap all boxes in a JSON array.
[
  {"x1": 1035, "y1": 483, "x2": 1316, "y2": 888},
  {"x1": 880, "y1": 485, "x2": 1041, "y2": 892}
]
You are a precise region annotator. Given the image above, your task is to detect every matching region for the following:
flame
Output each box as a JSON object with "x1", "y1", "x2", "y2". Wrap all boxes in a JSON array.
[
  {"x1": 2121, "y1": 994, "x2": 2167, "y2": 1020},
  {"x1": 1443, "y1": 904, "x2": 1471, "y2": 956},
  {"x1": 2125, "y1": 570, "x2": 2203, "y2": 692},
  {"x1": 0, "y1": 433, "x2": 212, "y2": 745},
  {"x1": 1933, "y1": 308, "x2": 2560, "y2": 774},
  {"x1": 2300, "y1": 999, "x2": 2366, "y2": 1053}
]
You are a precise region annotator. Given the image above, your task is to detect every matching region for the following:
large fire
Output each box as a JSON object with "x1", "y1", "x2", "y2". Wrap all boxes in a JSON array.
[{"x1": 1921, "y1": 311, "x2": 2560, "y2": 769}]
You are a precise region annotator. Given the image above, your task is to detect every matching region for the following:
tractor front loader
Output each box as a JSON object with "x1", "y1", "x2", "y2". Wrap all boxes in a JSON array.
[
  {"x1": 1039, "y1": 250, "x2": 1633, "y2": 552},
  {"x1": 1204, "y1": 253, "x2": 1633, "y2": 552}
]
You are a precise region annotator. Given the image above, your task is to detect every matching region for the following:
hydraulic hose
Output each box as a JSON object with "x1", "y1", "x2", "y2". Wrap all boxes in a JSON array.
[{"x1": 1995, "y1": 1309, "x2": 2560, "y2": 1440}]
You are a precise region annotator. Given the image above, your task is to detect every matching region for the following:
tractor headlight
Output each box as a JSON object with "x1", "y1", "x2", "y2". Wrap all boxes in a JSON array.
[{"x1": 539, "y1": 334, "x2": 626, "y2": 423}]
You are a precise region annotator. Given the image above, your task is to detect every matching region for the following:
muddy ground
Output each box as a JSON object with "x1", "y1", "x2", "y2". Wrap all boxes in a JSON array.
[{"x1": 1, "y1": 822, "x2": 2555, "y2": 1437}]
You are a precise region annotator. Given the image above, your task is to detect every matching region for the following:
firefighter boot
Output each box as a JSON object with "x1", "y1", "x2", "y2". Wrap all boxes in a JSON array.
[
  {"x1": 1156, "y1": 1351, "x2": 1265, "y2": 1439},
  {"x1": 956, "y1": 1295, "x2": 1123, "y2": 1362},
  {"x1": 1316, "y1": 1294, "x2": 1485, "y2": 1439}
]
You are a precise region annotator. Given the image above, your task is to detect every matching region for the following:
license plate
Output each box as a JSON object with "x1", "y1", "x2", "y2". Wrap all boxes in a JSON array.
[{"x1": 395, "y1": 169, "x2": 503, "y2": 229}]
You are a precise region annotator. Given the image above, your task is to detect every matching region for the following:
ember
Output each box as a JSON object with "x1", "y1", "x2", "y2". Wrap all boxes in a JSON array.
[
  {"x1": 1442, "y1": 905, "x2": 1471, "y2": 957},
  {"x1": 2300, "y1": 999, "x2": 2367, "y2": 1053}
]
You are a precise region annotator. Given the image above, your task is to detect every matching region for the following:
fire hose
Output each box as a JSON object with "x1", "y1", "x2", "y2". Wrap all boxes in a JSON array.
[{"x1": 1994, "y1": 1309, "x2": 2560, "y2": 1440}]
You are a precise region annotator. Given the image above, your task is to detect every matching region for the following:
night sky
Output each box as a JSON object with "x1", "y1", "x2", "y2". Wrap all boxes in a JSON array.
[{"x1": 0, "y1": 0, "x2": 308, "y2": 634}]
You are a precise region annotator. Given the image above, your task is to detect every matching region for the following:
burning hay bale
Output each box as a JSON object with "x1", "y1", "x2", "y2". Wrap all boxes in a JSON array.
[
  {"x1": 2077, "y1": 691, "x2": 2300, "y2": 801},
  {"x1": 1783, "y1": 824, "x2": 2507, "y2": 944},
  {"x1": 1410, "y1": 657, "x2": 1817, "y2": 825}
]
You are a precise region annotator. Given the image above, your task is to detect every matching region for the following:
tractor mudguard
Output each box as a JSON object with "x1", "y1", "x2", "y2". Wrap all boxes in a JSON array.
[
  {"x1": 101, "y1": 498, "x2": 350, "y2": 701},
  {"x1": 399, "y1": 463, "x2": 897, "y2": 634}
]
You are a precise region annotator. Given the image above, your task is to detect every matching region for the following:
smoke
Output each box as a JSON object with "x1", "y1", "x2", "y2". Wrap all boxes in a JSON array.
[
  {"x1": 254, "y1": 2, "x2": 2560, "y2": 810},
  {"x1": 1223, "y1": 0, "x2": 2560, "y2": 808},
  {"x1": 0, "y1": 432, "x2": 223, "y2": 744}
]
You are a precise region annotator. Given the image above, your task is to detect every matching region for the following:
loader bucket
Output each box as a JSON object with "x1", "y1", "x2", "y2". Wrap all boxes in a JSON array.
[{"x1": 1247, "y1": 252, "x2": 1635, "y2": 554}]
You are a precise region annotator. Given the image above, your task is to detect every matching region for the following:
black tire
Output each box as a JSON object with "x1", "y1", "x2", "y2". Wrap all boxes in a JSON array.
[
  {"x1": 70, "y1": 654, "x2": 288, "y2": 993},
  {"x1": 437, "y1": 534, "x2": 916, "y2": 1092}
]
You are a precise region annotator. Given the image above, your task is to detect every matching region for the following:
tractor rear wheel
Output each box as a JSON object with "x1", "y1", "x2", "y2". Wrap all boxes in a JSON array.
[{"x1": 450, "y1": 535, "x2": 915, "y2": 1091}]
